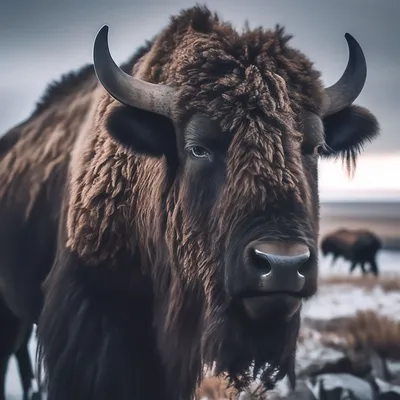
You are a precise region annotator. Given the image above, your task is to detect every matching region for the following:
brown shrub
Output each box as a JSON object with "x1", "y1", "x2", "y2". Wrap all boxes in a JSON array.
[
  {"x1": 320, "y1": 310, "x2": 400, "y2": 360},
  {"x1": 195, "y1": 375, "x2": 270, "y2": 399},
  {"x1": 319, "y1": 274, "x2": 400, "y2": 292},
  {"x1": 195, "y1": 376, "x2": 237, "y2": 399}
]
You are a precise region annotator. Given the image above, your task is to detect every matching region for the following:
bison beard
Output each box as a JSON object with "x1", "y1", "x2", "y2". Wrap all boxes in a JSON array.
[
  {"x1": 148, "y1": 202, "x2": 307, "y2": 396},
  {"x1": 151, "y1": 263, "x2": 300, "y2": 397},
  {"x1": 201, "y1": 297, "x2": 300, "y2": 391}
]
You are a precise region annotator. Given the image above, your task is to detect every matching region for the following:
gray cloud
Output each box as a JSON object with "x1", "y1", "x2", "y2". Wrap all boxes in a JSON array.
[{"x1": 1, "y1": 0, "x2": 399, "y2": 153}]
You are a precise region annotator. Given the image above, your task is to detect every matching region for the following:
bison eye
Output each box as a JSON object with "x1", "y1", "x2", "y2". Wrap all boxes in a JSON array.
[
  {"x1": 314, "y1": 144, "x2": 325, "y2": 156},
  {"x1": 302, "y1": 142, "x2": 325, "y2": 157},
  {"x1": 189, "y1": 145, "x2": 212, "y2": 160}
]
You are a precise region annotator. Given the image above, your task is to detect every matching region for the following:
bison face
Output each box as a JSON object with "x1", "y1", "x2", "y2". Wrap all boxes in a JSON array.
[
  {"x1": 174, "y1": 111, "x2": 320, "y2": 310},
  {"x1": 94, "y1": 26, "x2": 379, "y2": 391}
]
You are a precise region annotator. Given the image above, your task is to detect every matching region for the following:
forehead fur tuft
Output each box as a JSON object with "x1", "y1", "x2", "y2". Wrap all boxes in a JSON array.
[{"x1": 134, "y1": 5, "x2": 324, "y2": 121}]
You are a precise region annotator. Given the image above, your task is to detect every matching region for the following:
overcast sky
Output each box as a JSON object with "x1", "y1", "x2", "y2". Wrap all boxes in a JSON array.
[{"x1": 0, "y1": 0, "x2": 399, "y2": 155}]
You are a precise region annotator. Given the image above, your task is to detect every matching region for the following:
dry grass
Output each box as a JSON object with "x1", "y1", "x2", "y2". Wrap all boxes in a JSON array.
[
  {"x1": 195, "y1": 376, "x2": 237, "y2": 400},
  {"x1": 320, "y1": 310, "x2": 400, "y2": 360},
  {"x1": 195, "y1": 375, "x2": 269, "y2": 400},
  {"x1": 319, "y1": 274, "x2": 400, "y2": 292}
]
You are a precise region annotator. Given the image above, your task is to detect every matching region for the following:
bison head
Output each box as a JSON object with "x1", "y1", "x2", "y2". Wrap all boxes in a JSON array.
[{"x1": 91, "y1": 8, "x2": 379, "y2": 395}]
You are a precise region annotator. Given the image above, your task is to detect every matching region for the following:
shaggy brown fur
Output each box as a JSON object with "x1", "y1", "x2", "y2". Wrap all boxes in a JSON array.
[
  {"x1": 0, "y1": 5, "x2": 380, "y2": 400},
  {"x1": 60, "y1": 7, "x2": 328, "y2": 393},
  {"x1": 66, "y1": 10, "x2": 323, "y2": 264}
]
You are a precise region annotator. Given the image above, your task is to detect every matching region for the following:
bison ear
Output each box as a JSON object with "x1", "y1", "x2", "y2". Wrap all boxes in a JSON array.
[
  {"x1": 321, "y1": 104, "x2": 379, "y2": 172},
  {"x1": 105, "y1": 104, "x2": 177, "y2": 158}
]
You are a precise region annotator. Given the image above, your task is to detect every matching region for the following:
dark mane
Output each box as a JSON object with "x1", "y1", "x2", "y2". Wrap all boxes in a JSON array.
[
  {"x1": 119, "y1": 38, "x2": 157, "y2": 73},
  {"x1": 32, "y1": 64, "x2": 95, "y2": 117},
  {"x1": 31, "y1": 38, "x2": 156, "y2": 117}
]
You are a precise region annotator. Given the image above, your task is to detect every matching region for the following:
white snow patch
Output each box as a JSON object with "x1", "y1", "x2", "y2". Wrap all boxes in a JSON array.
[
  {"x1": 296, "y1": 327, "x2": 344, "y2": 371},
  {"x1": 318, "y1": 249, "x2": 400, "y2": 277},
  {"x1": 302, "y1": 284, "x2": 400, "y2": 322}
]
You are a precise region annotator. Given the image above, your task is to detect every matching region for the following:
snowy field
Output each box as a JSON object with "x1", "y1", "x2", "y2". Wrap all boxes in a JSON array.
[
  {"x1": 304, "y1": 249, "x2": 400, "y2": 322},
  {"x1": 5, "y1": 249, "x2": 400, "y2": 399}
]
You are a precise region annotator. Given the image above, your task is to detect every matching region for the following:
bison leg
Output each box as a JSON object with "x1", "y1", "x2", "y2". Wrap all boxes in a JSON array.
[
  {"x1": 0, "y1": 296, "x2": 20, "y2": 400},
  {"x1": 370, "y1": 258, "x2": 379, "y2": 277},
  {"x1": 349, "y1": 261, "x2": 358, "y2": 274},
  {"x1": 0, "y1": 357, "x2": 8, "y2": 400},
  {"x1": 37, "y1": 250, "x2": 169, "y2": 400},
  {"x1": 15, "y1": 325, "x2": 34, "y2": 400},
  {"x1": 360, "y1": 262, "x2": 367, "y2": 275}
]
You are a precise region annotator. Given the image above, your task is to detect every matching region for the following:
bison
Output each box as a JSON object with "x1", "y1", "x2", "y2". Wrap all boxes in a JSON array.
[
  {"x1": 321, "y1": 228, "x2": 382, "y2": 276},
  {"x1": 0, "y1": 294, "x2": 35, "y2": 400},
  {"x1": 0, "y1": 6, "x2": 380, "y2": 400}
]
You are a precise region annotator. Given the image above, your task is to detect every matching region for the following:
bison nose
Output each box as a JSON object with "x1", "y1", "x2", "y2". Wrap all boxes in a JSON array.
[{"x1": 245, "y1": 241, "x2": 310, "y2": 293}]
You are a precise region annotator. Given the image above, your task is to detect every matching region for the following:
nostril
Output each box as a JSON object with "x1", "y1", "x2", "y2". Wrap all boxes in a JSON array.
[
  {"x1": 248, "y1": 244, "x2": 311, "y2": 275},
  {"x1": 248, "y1": 248, "x2": 272, "y2": 274},
  {"x1": 298, "y1": 255, "x2": 310, "y2": 276},
  {"x1": 243, "y1": 241, "x2": 310, "y2": 293}
]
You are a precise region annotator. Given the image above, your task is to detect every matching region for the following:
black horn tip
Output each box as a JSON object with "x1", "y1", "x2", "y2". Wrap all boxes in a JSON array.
[
  {"x1": 344, "y1": 33, "x2": 366, "y2": 63},
  {"x1": 344, "y1": 33, "x2": 363, "y2": 51},
  {"x1": 345, "y1": 32, "x2": 367, "y2": 84},
  {"x1": 322, "y1": 32, "x2": 367, "y2": 116},
  {"x1": 98, "y1": 24, "x2": 109, "y2": 36},
  {"x1": 93, "y1": 24, "x2": 115, "y2": 86},
  {"x1": 93, "y1": 24, "x2": 110, "y2": 59},
  {"x1": 94, "y1": 25, "x2": 110, "y2": 55}
]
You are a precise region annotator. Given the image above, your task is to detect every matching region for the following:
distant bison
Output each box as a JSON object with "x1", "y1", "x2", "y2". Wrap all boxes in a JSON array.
[
  {"x1": 0, "y1": 5, "x2": 380, "y2": 400},
  {"x1": 321, "y1": 228, "x2": 382, "y2": 276}
]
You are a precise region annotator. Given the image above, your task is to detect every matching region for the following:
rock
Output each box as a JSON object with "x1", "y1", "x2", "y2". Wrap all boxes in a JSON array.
[
  {"x1": 298, "y1": 354, "x2": 371, "y2": 380},
  {"x1": 305, "y1": 373, "x2": 374, "y2": 400},
  {"x1": 282, "y1": 372, "x2": 400, "y2": 399},
  {"x1": 374, "y1": 377, "x2": 400, "y2": 399},
  {"x1": 368, "y1": 351, "x2": 393, "y2": 382},
  {"x1": 281, "y1": 380, "x2": 315, "y2": 400},
  {"x1": 296, "y1": 328, "x2": 347, "y2": 377},
  {"x1": 387, "y1": 360, "x2": 400, "y2": 385},
  {"x1": 296, "y1": 344, "x2": 373, "y2": 381}
]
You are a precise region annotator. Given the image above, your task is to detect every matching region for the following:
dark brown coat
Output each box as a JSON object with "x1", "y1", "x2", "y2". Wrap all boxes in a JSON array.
[{"x1": 0, "y1": 6, "x2": 380, "y2": 400}]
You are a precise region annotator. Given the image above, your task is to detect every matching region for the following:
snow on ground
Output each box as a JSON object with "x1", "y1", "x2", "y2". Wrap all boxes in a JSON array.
[
  {"x1": 295, "y1": 327, "x2": 345, "y2": 372},
  {"x1": 302, "y1": 284, "x2": 400, "y2": 322},
  {"x1": 303, "y1": 249, "x2": 400, "y2": 322},
  {"x1": 5, "y1": 250, "x2": 400, "y2": 399},
  {"x1": 318, "y1": 248, "x2": 399, "y2": 277},
  {"x1": 299, "y1": 249, "x2": 400, "y2": 383}
]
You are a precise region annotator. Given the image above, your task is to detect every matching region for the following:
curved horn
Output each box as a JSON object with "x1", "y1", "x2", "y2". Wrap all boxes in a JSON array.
[
  {"x1": 322, "y1": 33, "x2": 367, "y2": 117},
  {"x1": 93, "y1": 25, "x2": 176, "y2": 118}
]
